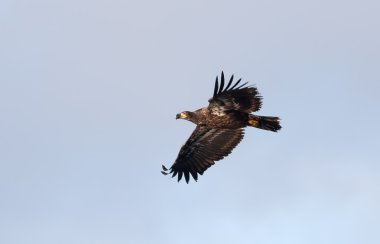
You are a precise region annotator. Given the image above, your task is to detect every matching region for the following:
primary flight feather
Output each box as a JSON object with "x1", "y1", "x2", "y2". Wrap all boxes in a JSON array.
[{"x1": 162, "y1": 72, "x2": 281, "y2": 183}]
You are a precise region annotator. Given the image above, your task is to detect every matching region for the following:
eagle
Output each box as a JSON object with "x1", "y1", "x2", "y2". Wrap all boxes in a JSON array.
[{"x1": 162, "y1": 72, "x2": 281, "y2": 183}]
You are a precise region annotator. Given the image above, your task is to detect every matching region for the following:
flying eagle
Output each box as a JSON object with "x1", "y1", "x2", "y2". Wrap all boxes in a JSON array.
[{"x1": 162, "y1": 72, "x2": 281, "y2": 183}]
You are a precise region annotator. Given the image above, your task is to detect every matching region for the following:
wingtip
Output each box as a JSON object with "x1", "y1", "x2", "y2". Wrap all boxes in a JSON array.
[
  {"x1": 230, "y1": 78, "x2": 242, "y2": 89},
  {"x1": 177, "y1": 171, "x2": 183, "y2": 182},
  {"x1": 161, "y1": 165, "x2": 170, "y2": 175},
  {"x1": 218, "y1": 72, "x2": 225, "y2": 94},
  {"x1": 184, "y1": 171, "x2": 190, "y2": 183},
  {"x1": 213, "y1": 76, "x2": 219, "y2": 98},
  {"x1": 224, "y1": 74, "x2": 234, "y2": 91}
]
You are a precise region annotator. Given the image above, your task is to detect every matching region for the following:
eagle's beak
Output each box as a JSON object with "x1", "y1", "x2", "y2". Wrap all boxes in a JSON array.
[{"x1": 176, "y1": 112, "x2": 186, "y2": 120}]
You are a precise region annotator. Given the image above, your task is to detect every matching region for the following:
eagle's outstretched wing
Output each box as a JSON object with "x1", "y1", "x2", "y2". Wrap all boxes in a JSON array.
[
  {"x1": 208, "y1": 71, "x2": 262, "y2": 115},
  {"x1": 162, "y1": 125, "x2": 245, "y2": 183}
]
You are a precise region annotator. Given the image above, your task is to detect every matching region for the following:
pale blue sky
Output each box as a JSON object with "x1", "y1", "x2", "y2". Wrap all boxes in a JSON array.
[{"x1": 1, "y1": 0, "x2": 379, "y2": 243}]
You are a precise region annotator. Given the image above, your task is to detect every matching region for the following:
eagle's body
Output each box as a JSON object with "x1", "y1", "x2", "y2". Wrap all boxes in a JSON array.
[
  {"x1": 179, "y1": 108, "x2": 248, "y2": 129},
  {"x1": 162, "y1": 72, "x2": 281, "y2": 183}
]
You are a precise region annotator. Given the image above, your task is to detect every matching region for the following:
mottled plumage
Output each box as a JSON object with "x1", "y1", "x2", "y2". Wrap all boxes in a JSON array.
[{"x1": 162, "y1": 72, "x2": 281, "y2": 183}]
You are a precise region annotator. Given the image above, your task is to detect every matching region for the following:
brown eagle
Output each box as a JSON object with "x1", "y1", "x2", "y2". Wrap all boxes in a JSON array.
[{"x1": 162, "y1": 72, "x2": 281, "y2": 183}]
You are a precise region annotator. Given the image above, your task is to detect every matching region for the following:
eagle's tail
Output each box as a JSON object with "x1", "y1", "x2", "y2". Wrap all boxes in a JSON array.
[{"x1": 248, "y1": 115, "x2": 281, "y2": 132}]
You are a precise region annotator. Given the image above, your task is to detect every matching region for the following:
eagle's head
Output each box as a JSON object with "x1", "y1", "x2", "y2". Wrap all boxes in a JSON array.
[{"x1": 176, "y1": 111, "x2": 192, "y2": 120}]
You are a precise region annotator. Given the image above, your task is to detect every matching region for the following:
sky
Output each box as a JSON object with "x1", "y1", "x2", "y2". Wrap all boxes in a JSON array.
[{"x1": 1, "y1": 0, "x2": 379, "y2": 243}]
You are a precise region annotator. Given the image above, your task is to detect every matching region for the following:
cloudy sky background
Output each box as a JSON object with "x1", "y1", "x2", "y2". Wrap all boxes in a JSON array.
[{"x1": 1, "y1": 0, "x2": 379, "y2": 243}]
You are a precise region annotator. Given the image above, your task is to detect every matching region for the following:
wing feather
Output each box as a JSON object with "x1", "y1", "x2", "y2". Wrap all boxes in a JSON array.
[
  {"x1": 218, "y1": 71, "x2": 225, "y2": 94},
  {"x1": 177, "y1": 171, "x2": 183, "y2": 182},
  {"x1": 213, "y1": 76, "x2": 219, "y2": 98},
  {"x1": 230, "y1": 78, "x2": 242, "y2": 90},
  {"x1": 224, "y1": 74, "x2": 234, "y2": 91},
  {"x1": 190, "y1": 170, "x2": 198, "y2": 181}
]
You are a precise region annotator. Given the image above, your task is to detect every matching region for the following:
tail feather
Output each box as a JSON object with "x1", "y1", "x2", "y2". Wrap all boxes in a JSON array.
[{"x1": 248, "y1": 115, "x2": 281, "y2": 132}]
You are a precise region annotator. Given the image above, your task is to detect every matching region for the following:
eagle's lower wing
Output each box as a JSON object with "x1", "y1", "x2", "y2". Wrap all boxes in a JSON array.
[
  {"x1": 208, "y1": 71, "x2": 262, "y2": 115},
  {"x1": 162, "y1": 126, "x2": 245, "y2": 183}
]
